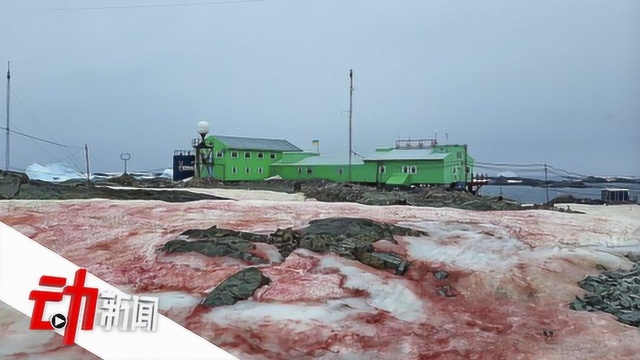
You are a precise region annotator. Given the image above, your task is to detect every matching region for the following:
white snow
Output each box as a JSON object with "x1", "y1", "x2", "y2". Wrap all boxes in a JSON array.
[
  {"x1": 318, "y1": 256, "x2": 427, "y2": 323},
  {"x1": 134, "y1": 291, "x2": 202, "y2": 312},
  {"x1": 102, "y1": 185, "x2": 307, "y2": 202},
  {"x1": 205, "y1": 298, "x2": 373, "y2": 330}
]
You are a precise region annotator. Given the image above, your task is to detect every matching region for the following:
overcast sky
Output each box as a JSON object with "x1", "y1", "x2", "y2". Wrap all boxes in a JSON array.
[{"x1": 0, "y1": 0, "x2": 638, "y2": 176}]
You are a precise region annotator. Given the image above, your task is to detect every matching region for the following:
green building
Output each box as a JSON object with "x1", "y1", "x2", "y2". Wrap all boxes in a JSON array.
[
  {"x1": 198, "y1": 135, "x2": 474, "y2": 186},
  {"x1": 199, "y1": 135, "x2": 302, "y2": 181}
]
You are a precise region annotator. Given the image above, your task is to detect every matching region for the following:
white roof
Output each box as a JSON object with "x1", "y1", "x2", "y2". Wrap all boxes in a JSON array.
[
  {"x1": 276, "y1": 156, "x2": 365, "y2": 166},
  {"x1": 364, "y1": 149, "x2": 449, "y2": 161}
]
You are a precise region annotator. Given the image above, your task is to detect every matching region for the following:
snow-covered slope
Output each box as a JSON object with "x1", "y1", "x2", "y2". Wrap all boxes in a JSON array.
[{"x1": 0, "y1": 195, "x2": 639, "y2": 359}]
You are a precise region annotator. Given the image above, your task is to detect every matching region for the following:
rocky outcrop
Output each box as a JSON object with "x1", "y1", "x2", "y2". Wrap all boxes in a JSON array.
[
  {"x1": 546, "y1": 194, "x2": 605, "y2": 206},
  {"x1": 162, "y1": 217, "x2": 424, "y2": 276},
  {"x1": 161, "y1": 226, "x2": 272, "y2": 264},
  {"x1": 303, "y1": 183, "x2": 524, "y2": 211},
  {"x1": 109, "y1": 173, "x2": 140, "y2": 187},
  {"x1": 0, "y1": 171, "x2": 230, "y2": 202},
  {"x1": 161, "y1": 237, "x2": 269, "y2": 264},
  {"x1": 0, "y1": 171, "x2": 28, "y2": 199},
  {"x1": 292, "y1": 217, "x2": 421, "y2": 275},
  {"x1": 201, "y1": 267, "x2": 271, "y2": 307},
  {"x1": 570, "y1": 252, "x2": 640, "y2": 327}
]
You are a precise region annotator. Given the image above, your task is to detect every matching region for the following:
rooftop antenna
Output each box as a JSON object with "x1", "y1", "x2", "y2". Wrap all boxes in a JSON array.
[
  {"x1": 5, "y1": 61, "x2": 10, "y2": 171},
  {"x1": 348, "y1": 69, "x2": 354, "y2": 183}
]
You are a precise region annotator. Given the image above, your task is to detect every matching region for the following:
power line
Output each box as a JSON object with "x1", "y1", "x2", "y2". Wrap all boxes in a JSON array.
[
  {"x1": 0, "y1": 126, "x2": 81, "y2": 148},
  {"x1": 0, "y1": 0, "x2": 262, "y2": 12},
  {"x1": 475, "y1": 161, "x2": 547, "y2": 168}
]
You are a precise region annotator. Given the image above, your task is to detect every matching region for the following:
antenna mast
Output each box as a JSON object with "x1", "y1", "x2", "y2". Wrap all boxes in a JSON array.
[
  {"x1": 348, "y1": 69, "x2": 353, "y2": 183},
  {"x1": 5, "y1": 61, "x2": 10, "y2": 171}
]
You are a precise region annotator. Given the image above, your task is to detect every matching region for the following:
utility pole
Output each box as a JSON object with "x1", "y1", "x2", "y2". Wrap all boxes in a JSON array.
[
  {"x1": 544, "y1": 163, "x2": 549, "y2": 203},
  {"x1": 348, "y1": 69, "x2": 353, "y2": 183},
  {"x1": 463, "y1": 144, "x2": 468, "y2": 184},
  {"x1": 84, "y1": 144, "x2": 91, "y2": 185},
  {"x1": 5, "y1": 61, "x2": 11, "y2": 171}
]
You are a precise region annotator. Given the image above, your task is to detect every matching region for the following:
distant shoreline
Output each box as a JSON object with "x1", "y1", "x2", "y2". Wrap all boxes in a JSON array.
[{"x1": 488, "y1": 176, "x2": 640, "y2": 188}]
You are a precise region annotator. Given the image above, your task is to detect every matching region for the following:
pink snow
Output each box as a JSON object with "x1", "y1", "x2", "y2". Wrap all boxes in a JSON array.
[{"x1": 1, "y1": 196, "x2": 639, "y2": 359}]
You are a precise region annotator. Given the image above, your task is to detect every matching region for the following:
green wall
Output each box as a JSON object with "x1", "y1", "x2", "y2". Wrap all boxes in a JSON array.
[
  {"x1": 197, "y1": 135, "x2": 475, "y2": 185},
  {"x1": 272, "y1": 163, "x2": 371, "y2": 182},
  {"x1": 201, "y1": 136, "x2": 285, "y2": 181}
]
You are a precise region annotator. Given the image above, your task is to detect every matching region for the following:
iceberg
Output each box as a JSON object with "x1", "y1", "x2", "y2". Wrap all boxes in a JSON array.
[
  {"x1": 23, "y1": 162, "x2": 174, "y2": 183},
  {"x1": 25, "y1": 163, "x2": 84, "y2": 183}
]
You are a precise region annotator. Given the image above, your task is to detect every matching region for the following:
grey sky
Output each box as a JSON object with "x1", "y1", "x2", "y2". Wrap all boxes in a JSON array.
[{"x1": 1, "y1": 0, "x2": 638, "y2": 176}]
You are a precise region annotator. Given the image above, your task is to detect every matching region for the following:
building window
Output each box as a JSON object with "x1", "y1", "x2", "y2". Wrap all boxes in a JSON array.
[
  {"x1": 307, "y1": 168, "x2": 313, "y2": 174},
  {"x1": 257, "y1": 152, "x2": 264, "y2": 159},
  {"x1": 297, "y1": 167, "x2": 302, "y2": 174},
  {"x1": 232, "y1": 166, "x2": 237, "y2": 174},
  {"x1": 270, "y1": 153, "x2": 277, "y2": 159},
  {"x1": 402, "y1": 166, "x2": 409, "y2": 173},
  {"x1": 457, "y1": 152, "x2": 462, "y2": 159},
  {"x1": 245, "y1": 167, "x2": 251, "y2": 174},
  {"x1": 216, "y1": 151, "x2": 223, "y2": 158},
  {"x1": 258, "y1": 167, "x2": 263, "y2": 174},
  {"x1": 338, "y1": 168, "x2": 343, "y2": 175},
  {"x1": 410, "y1": 166, "x2": 417, "y2": 174},
  {"x1": 452, "y1": 167, "x2": 457, "y2": 174},
  {"x1": 244, "y1": 152, "x2": 251, "y2": 159},
  {"x1": 231, "y1": 151, "x2": 238, "y2": 158},
  {"x1": 379, "y1": 165, "x2": 386, "y2": 174}
]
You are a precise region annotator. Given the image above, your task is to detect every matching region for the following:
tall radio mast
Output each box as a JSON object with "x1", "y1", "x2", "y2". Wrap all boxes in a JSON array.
[
  {"x1": 5, "y1": 61, "x2": 10, "y2": 171},
  {"x1": 348, "y1": 69, "x2": 353, "y2": 183}
]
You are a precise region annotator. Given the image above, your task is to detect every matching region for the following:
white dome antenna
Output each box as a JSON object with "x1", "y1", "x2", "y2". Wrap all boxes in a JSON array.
[{"x1": 197, "y1": 121, "x2": 210, "y2": 136}]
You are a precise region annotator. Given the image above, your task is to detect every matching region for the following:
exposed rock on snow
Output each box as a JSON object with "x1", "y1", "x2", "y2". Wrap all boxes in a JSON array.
[
  {"x1": 202, "y1": 267, "x2": 271, "y2": 308},
  {"x1": 571, "y1": 252, "x2": 640, "y2": 326},
  {"x1": 161, "y1": 237, "x2": 269, "y2": 264},
  {"x1": 161, "y1": 217, "x2": 422, "y2": 276}
]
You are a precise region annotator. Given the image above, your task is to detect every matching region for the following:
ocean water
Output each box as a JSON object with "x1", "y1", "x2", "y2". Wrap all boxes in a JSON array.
[{"x1": 479, "y1": 183, "x2": 640, "y2": 204}]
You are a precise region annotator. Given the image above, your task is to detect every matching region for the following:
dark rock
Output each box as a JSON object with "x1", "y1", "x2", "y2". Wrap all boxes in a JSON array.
[
  {"x1": 303, "y1": 182, "x2": 526, "y2": 211},
  {"x1": 626, "y1": 252, "x2": 640, "y2": 265},
  {"x1": 270, "y1": 227, "x2": 300, "y2": 258},
  {"x1": 437, "y1": 285, "x2": 456, "y2": 298},
  {"x1": 181, "y1": 225, "x2": 271, "y2": 243},
  {"x1": 546, "y1": 194, "x2": 605, "y2": 206},
  {"x1": 297, "y1": 218, "x2": 421, "y2": 275},
  {"x1": 0, "y1": 171, "x2": 25, "y2": 199},
  {"x1": 296, "y1": 218, "x2": 421, "y2": 274},
  {"x1": 0, "y1": 170, "x2": 231, "y2": 202},
  {"x1": 109, "y1": 173, "x2": 140, "y2": 187},
  {"x1": 300, "y1": 217, "x2": 419, "y2": 245},
  {"x1": 356, "y1": 251, "x2": 410, "y2": 276},
  {"x1": 161, "y1": 238, "x2": 268, "y2": 264},
  {"x1": 433, "y1": 270, "x2": 449, "y2": 280},
  {"x1": 617, "y1": 311, "x2": 640, "y2": 327},
  {"x1": 15, "y1": 181, "x2": 230, "y2": 202},
  {"x1": 293, "y1": 181, "x2": 302, "y2": 192},
  {"x1": 201, "y1": 267, "x2": 270, "y2": 307},
  {"x1": 570, "y1": 252, "x2": 640, "y2": 327},
  {"x1": 167, "y1": 217, "x2": 421, "y2": 276}
]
